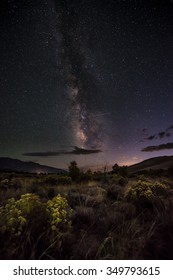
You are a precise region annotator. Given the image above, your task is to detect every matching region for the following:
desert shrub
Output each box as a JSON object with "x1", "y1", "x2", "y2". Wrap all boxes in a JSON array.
[
  {"x1": 112, "y1": 164, "x2": 128, "y2": 177},
  {"x1": 10, "y1": 177, "x2": 23, "y2": 189},
  {"x1": 0, "y1": 198, "x2": 26, "y2": 237},
  {"x1": 0, "y1": 194, "x2": 45, "y2": 238},
  {"x1": 92, "y1": 171, "x2": 103, "y2": 181},
  {"x1": 16, "y1": 193, "x2": 42, "y2": 214},
  {"x1": 0, "y1": 178, "x2": 21, "y2": 190},
  {"x1": 39, "y1": 175, "x2": 58, "y2": 185},
  {"x1": 78, "y1": 186, "x2": 107, "y2": 207},
  {"x1": 151, "y1": 182, "x2": 169, "y2": 196},
  {"x1": 125, "y1": 180, "x2": 169, "y2": 210},
  {"x1": 57, "y1": 176, "x2": 72, "y2": 185},
  {"x1": 68, "y1": 161, "x2": 81, "y2": 181},
  {"x1": 39, "y1": 175, "x2": 72, "y2": 186},
  {"x1": 46, "y1": 194, "x2": 73, "y2": 235},
  {"x1": 110, "y1": 174, "x2": 128, "y2": 186},
  {"x1": 0, "y1": 179, "x2": 10, "y2": 187},
  {"x1": 79, "y1": 170, "x2": 93, "y2": 182},
  {"x1": 136, "y1": 174, "x2": 149, "y2": 181},
  {"x1": 0, "y1": 193, "x2": 73, "y2": 259},
  {"x1": 159, "y1": 179, "x2": 173, "y2": 189},
  {"x1": 67, "y1": 190, "x2": 86, "y2": 207},
  {"x1": 118, "y1": 176, "x2": 128, "y2": 186}
]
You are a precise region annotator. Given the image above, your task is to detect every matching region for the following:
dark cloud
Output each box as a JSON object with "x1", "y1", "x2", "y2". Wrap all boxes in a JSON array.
[
  {"x1": 146, "y1": 135, "x2": 156, "y2": 140},
  {"x1": 137, "y1": 128, "x2": 149, "y2": 142},
  {"x1": 166, "y1": 125, "x2": 173, "y2": 131},
  {"x1": 145, "y1": 126, "x2": 172, "y2": 141},
  {"x1": 72, "y1": 146, "x2": 102, "y2": 155},
  {"x1": 142, "y1": 142, "x2": 173, "y2": 152},
  {"x1": 23, "y1": 151, "x2": 66, "y2": 157},
  {"x1": 166, "y1": 132, "x2": 171, "y2": 137},
  {"x1": 137, "y1": 128, "x2": 148, "y2": 134},
  {"x1": 23, "y1": 146, "x2": 102, "y2": 157},
  {"x1": 158, "y1": 131, "x2": 166, "y2": 139}
]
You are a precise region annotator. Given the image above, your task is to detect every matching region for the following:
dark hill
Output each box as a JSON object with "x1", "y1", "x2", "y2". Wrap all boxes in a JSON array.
[
  {"x1": 0, "y1": 157, "x2": 66, "y2": 174},
  {"x1": 128, "y1": 155, "x2": 173, "y2": 173}
]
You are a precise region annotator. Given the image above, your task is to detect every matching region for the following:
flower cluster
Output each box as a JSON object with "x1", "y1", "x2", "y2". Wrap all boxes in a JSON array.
[
  {"x1": 15, "y1": 193, "x2": 42, "y2": 215},
  {"x1": 46, "y1": 194, "x2": 73, "y2": 233},
  {"x1": 0, "y1": 193, "x2": 73, "y2": 239},
  {"x1": 0, "y1": 198, "x2": 26, "y2": 237},
  {"x1": 125, "y1": 180, "x2": 169, "y2": 206}
]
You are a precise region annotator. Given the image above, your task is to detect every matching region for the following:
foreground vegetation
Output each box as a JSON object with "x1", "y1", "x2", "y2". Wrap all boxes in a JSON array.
[{"x1": 0, "y1": 162, "x2": 173, "y2": 259}]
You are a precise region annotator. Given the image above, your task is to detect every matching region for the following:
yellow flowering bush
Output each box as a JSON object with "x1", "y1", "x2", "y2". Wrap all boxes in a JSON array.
[
  {"x1": 0, "y1": 198, "x2": 26, "y2": 237},
  {"x1": 125, "y1": 180, "x2": 169, "y2": 209},
  {"x1": 15, "y1": 193, "x2": 42, "y2": 215},
  {"x1": 0, "y1": 192, "x2": 73, "y2": 253},
  {"x1": 0, "y1": 192, "x2": 73, "y2": 258},
  {"x1": 151, "y1": 182, "x2": 169, "y2": 197},
  {"x1": 0, "y1": 194, "x2": 43, "y2": 237},
  {"x1": 46, "y1": 194, "x2": 73, "y2": 234}
]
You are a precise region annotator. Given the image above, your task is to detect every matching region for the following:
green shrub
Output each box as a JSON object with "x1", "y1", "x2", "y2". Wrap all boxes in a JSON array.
[
  {"x1": 0, "y1": 194, "x2": 44, "y2": 238},
  {"x1": 110, "y1": 175, "x2": 128, "y2": 186},
  {"x1": 125, "y1": 180, "x2": 169, "y2": 209},
  {"x1": 46, "y1": 194, "x2": 73, "y2": 234},
  {"x1": 57, "y1": 176, "x2": 72, "y2": 185},
  {"x1": 118, "y1": 176, "x2": 128, "y2": 186},
  {"x1": 136, "y1": 174, "x2": 149, "y2": 181},
  {"x1": 68, "y1": 161, "x2": 81, "y2": 181},
  {"x1": 0, "y1": 193, "x2": 72, "y2": 240},
  {"x1": 15, "y1": 193, "x2": 42, "y2": 214},
  {"x1": 0, "y1": 179, "x2": 10, "y2": 187},
  {"x1": 0, "y1": 193, "x2": 73, "y2": 259},
  {"x1": 38, "y1": 175, "x2": 72, "y2": 186},
  {"x1": 151, "y1": 182, "x2": 169, "y2": 197},
  {"x1": 0, "y1": 198, "x2": 26, "y2": 237},
  {"x1": 39, "y1": 175, "x2": 58, "y2": 185}
]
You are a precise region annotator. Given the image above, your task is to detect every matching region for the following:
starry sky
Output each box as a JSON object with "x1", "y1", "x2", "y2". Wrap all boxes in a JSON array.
[{"x1": 0, "y1": 0, "x2": 173, "y2": 170}]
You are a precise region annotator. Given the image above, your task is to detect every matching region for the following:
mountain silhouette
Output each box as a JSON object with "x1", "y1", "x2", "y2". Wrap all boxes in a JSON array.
[
  {"x1": 128, "y1": 155, "x2": 173, "y2": 173},
  {"x1": 0, "y1": 157, "x2": 66, "y2": 174}
]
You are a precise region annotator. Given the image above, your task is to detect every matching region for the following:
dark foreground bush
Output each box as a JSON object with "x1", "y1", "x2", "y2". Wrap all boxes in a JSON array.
[
  {"x1": 125, "y1": 180, "x2": 169, "y2": 211},
  {"x1": 0, "y1": 193, "x2": 72, "y2": 259}
]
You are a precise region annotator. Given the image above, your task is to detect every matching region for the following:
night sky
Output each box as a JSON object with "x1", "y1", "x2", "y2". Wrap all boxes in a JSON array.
[{"x1": 0, "y1": 0, "x2": 173, "y2": 170}]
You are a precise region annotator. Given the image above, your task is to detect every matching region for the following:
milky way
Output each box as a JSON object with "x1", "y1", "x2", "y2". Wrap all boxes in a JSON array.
[{"x1": 53, "y1": 0, "x2": 104, "y2": 149}]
